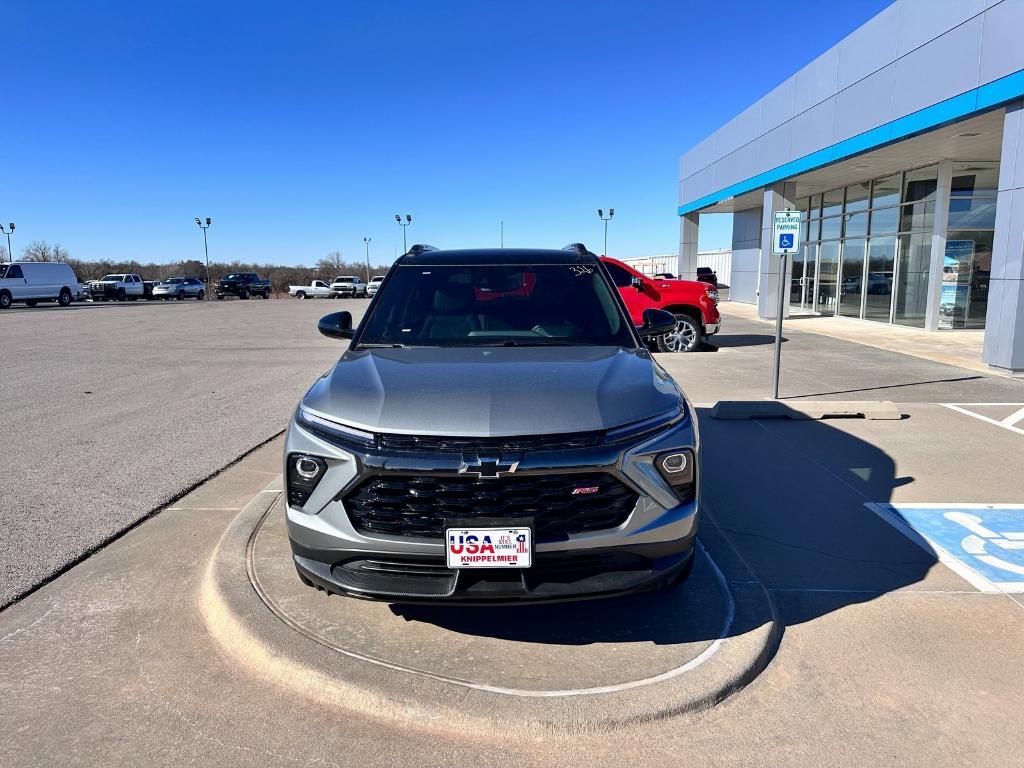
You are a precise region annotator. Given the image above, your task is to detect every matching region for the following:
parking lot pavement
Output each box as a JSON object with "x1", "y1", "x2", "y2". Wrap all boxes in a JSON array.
[
  {"x1": 0, "y1": 298, "x2": 369, "y2": 608},
  {"x1": 2, "y1": 302, "x2": 1023, "y2": 766},
  {"x1": 657, "y1": 314, "x2": 1024, "y2": 405},
  {"x1": 2, "y1": 387, "x2": 1022, "y2": 766}
]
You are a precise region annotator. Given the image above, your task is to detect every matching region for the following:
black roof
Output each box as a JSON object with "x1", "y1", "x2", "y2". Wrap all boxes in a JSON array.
[{"x1": 399, "y1": 247, "x2": 599, "y2": 266}]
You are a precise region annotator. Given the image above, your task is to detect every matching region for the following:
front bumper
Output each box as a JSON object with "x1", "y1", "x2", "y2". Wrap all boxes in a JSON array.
[
  {"x1": 704, "y1": 322, "x2": 720, "y2": 335},
  {"x1": 291, "y1": 536, "x2": 694, "y2": 604},
  {"x1": 282, "y1": 406, "x2": 701, "y2": 603}
]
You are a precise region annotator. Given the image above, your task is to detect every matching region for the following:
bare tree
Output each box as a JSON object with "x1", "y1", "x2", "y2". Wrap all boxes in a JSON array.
[
  {"x1": 316, "y1": 251, "x2": 346, "y2": 275},
  {"x1": 21, "y1": 240, "x2": 71, "y2": 262}
]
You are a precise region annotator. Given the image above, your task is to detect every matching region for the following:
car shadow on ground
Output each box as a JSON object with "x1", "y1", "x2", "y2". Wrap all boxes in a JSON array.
[
  {"x1": 701, "y1": 333, "x2": 787, "y2": 351},
  {"x1": 387, "y1": 404, "x2": 938, "y2": 646}
]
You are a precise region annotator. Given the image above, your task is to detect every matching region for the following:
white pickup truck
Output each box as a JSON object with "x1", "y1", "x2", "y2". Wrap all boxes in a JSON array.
[{"x1": 288, "y1": 280, "x2": 331, "y2": 299}]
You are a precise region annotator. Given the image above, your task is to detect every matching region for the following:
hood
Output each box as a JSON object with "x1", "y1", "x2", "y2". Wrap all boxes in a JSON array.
[{"x1": 301, "y1": 346, "x2": 682, "y2": 436}]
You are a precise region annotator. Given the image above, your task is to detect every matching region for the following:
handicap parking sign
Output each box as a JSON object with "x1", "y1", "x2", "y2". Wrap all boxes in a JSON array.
[
  {"x1": 867, "y1": 504, "x2": 1024, "y2": 593},
  {"x1": 779, "y1": 233, "x2": 794, "y2": 249}
]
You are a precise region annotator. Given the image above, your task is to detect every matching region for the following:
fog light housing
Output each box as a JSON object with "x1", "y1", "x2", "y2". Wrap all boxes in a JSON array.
[
  {"x1": 655, "y1": 449, "x2": 695, "y2": 501},
  {"x1": 287, "y1": 453, "x2": 327, "y2": 508}
]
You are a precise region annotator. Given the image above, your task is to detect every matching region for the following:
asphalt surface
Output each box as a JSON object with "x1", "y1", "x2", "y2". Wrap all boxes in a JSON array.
[
  {"x1": 2, "y1": 396, "x2": 1022, "y2": 765},
  {"x1": 0, "y1": 298, "x2": 362, "y2": 607},
  {"x1": 659, "y1": 313, "x2": 1024, "y2": 404}
]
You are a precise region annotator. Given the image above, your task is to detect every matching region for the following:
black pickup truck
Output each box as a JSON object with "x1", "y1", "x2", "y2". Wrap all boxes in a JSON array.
[{"x1": 215, "y1": 272, "x2": 272, "y2": 300}]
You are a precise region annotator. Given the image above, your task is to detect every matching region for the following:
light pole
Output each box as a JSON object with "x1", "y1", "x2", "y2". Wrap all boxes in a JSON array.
[
  {"x1": 394, "y1": 214, "x2": 411, "y2": 253},
  {"x1": 195, "y1": 217, "x2": 212, "y2": 298},
  {"x1": 0, "y1": 222, "x2": 14, "y2": 262},
  {"x1": 363, "y1": 237, "x2": 372, "y2": 282},
  {"x1": 597, "y1": 208, "x2": 614, "y2": 256}
]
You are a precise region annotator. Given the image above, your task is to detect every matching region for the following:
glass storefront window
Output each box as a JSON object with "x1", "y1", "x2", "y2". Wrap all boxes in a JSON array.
[
  {"x1": 948, "y1": 196, "x2": 997, "y2": 229},
  {"x1": 845, "y1": 182, "x2": 870, "y2": 212},
  {"x1": 904, "y1": 166, "x2": 938, "y2": 203},
  {"x1": 844, "y1": 212, "x2": 869, "y2": 238},
  {"x1": 822, "y1": 188, "x2": 844, "y2": 217},
  {"x1": 820, "y1": 215, "x2": 842, "y2": 240},
  {"x1": 900, "y1": 200, "x2": 935, "y2": 232},
  {"x1": 871, "y1": 174, "x2": 901, "y2": 208},
  {"x1": 869, "y1": 206, "x2": 899, "y2": 235},
  {"x1": 942, "y1": 231, "x2": 992, "y2": 329},
  {"x1": 838, "y1": 239, "x2": 866, "y2": 318},
  {"x1": 816, "y1": 241, "x2": 840, "y2": 316},
  {"x1": 951, "y1": 163, "x2": 999, "y2": 196},
  {"x1": 894, "y1": 232, "x2": 931, "y2": 328},
  {"x1": 864, "y1": 237, "x2": 897, "y2": 321},
  {"x1": 810, "y1": 194, "x2": 822, "y2": 217}
]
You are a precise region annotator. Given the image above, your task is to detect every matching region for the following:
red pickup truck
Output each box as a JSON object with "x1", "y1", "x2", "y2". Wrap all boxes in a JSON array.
[{"x1": 600, "y1": 257, "x2": 721, "y2": 352}]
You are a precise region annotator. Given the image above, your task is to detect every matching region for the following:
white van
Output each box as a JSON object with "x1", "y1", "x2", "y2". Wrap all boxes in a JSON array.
[{"x1": 0, "y1": 262, "x2": 81, "y2": 309}]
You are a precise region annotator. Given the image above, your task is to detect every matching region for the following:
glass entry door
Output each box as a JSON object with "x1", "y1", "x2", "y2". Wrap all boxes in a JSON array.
[
  {"x1": 816, "y1": 241, "x2": 840, "y2": 316},
  {"x1": 790, "y1": 244, "x2": 817, "y2": 312}
]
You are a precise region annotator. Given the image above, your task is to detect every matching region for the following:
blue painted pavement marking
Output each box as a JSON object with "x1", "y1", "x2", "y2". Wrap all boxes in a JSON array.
[{"x1": 866, "y1": 504, "x2": 1024, "y2": 593}]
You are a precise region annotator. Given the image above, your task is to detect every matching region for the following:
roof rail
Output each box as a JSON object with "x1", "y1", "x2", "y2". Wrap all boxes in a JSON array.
[
  {"x1": 562, "y1": 243, "x2": 596, "y2": 256},
  {"x1": 406, "y1": 244, "x2": 439, "y2": 256}
]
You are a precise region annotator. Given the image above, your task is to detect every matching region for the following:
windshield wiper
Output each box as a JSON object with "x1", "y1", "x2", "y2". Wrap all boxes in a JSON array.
[
  {"x1": 489, "y1": 339, "x2": 576, "y2": 347},
  {"x1": 357, "y1": 342, "x2": 406, "y2": 348}
]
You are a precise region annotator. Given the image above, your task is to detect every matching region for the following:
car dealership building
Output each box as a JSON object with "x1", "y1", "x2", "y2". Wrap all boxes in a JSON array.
[{"x1": 677, "y1": 0, "x2": 1024, "y2": 373}]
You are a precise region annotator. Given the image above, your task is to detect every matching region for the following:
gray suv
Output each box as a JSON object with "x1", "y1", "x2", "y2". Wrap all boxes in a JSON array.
[{"x1": 284, "y1": 245, "x2": 700, "y2": 603}]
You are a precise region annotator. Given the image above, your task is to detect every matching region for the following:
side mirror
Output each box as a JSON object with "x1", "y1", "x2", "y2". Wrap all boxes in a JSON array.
[
  {"x1": 636, "y1": 308, "x2": 677, "y2": 338},
  {"x1": 631, "y1": 276, "x2": 644, "y2": 292},
  {"x1": 318, "y1": 311, "x2": 354, "y2": 339}
]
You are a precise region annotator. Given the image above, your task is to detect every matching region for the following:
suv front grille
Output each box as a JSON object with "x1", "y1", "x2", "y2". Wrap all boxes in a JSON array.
[
  {"x1": 375, "y1": 431, "x2": 604, "y2": 452},
  {"x1": 342, "y1": 472, "x2": 637, "y2": 541}
]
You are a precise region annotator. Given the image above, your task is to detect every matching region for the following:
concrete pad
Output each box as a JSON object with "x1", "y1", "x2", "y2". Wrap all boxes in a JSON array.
[
  {"x1": 254, "y1": 500, "x2": 724, "y2": 691},
  {"x1": 200, "y1": 481, "x2": 780, "y2": 734},
  {"x1": 711, "y1": 400, "x2": 902, "y2": 420}
]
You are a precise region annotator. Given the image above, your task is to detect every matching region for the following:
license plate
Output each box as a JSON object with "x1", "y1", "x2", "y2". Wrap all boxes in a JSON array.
[{"x1": 445, "y1": 527, "x2": 532, "y2": 569}]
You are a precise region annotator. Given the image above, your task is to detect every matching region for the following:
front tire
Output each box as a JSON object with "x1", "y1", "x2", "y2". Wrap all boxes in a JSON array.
[
  {"x1": 176, "y1": 291, "x2": 184, "y2": 301},
  {"x1": 0, "y1": 291, "x2": 11, "y2": 309},
  {"x1": 58, "y1": 288, "x2": 72, "y2": 307},
  {"x1": 116, "y1": 288, "x2": 126, "y2": 301},
  {"x1": 240, "y1": 289, "x2": 250, "y2": 300},
  {"x1": 196, "y1": 290, "x2": 205, "y2": 301},
  {"x1": 655, "y1": 314, "x2": 701, "y2": 353}
]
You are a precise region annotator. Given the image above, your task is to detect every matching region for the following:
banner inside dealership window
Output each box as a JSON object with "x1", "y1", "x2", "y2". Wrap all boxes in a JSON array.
[{"x1": 940, "y1": 240, "x2": 974, "y2": 330}]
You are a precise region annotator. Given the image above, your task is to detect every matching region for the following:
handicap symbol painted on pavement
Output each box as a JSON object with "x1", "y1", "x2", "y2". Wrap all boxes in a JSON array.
[
  {"x1": 779, "y1": 233, "x2": 794, "y2": 249},
  {"x1": 866, "y1": 504, "x2": 1024, "y2": 593}
]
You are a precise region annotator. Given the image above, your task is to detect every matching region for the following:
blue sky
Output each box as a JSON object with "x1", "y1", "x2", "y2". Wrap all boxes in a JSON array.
[{"x1": 7, "y1": 0, "x2": 891, "y2": 266}]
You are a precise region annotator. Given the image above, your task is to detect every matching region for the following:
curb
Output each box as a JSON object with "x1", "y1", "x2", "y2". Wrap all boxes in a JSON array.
[{"x1": 199, "y1": 478, "x2": 780, "y2": 737}]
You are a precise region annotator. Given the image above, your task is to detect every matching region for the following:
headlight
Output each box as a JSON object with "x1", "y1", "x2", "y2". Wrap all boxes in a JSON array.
[
  {"x1": 296, "y1": 405, "x2": 376, "y2": 448},
  {"x1": 287, "y1": 453, "x2": 327, "y2": 508},
  {"x1": 655, "y1": 448, "x2": 696, "y2": 501}
]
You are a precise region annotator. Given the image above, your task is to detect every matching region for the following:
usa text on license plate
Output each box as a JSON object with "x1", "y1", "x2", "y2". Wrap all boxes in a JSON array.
[{"x1": 445, "y1": 527, "x2": 532, "y2": 568}]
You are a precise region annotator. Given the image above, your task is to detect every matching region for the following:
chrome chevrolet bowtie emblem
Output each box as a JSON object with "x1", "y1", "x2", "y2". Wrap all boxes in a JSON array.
[{"x1": 458, "y1": 456, "x2": 519, "y2": 479}]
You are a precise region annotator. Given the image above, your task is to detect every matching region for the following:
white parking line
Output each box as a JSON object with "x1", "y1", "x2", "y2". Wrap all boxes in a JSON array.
[
  {"x1": 941, "y1": 404, "x2": 1024, "y2": 437},
  {"x1": 1001, "y1": 405, "x2": 1024, "y2": 427}
]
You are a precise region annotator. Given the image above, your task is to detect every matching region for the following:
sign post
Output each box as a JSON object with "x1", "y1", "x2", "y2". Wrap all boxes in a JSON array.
[{"x1": 770, "y1": 209, "x2": 801, "y2": 399}]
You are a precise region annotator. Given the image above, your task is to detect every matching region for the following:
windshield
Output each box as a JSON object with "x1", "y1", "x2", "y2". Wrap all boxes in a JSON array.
[
  {"x1": 100, "y1": 274, "x2": 123, "y2": 281},
  {"x1": 357, "y1": 263, "x2": 634, "y2": 348},
  {"x1": 164, "y1": 278, "x2": 183, "y2": 284},
  {"x1": 334, "y1": 277, "x2": 356, "y2": 283},
  {"x1": 225, "y1": 273, "x2": 244, "y2": 280},
  {"x1": 369, "y1": 277, "x2": 384, "y2": 283}
]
